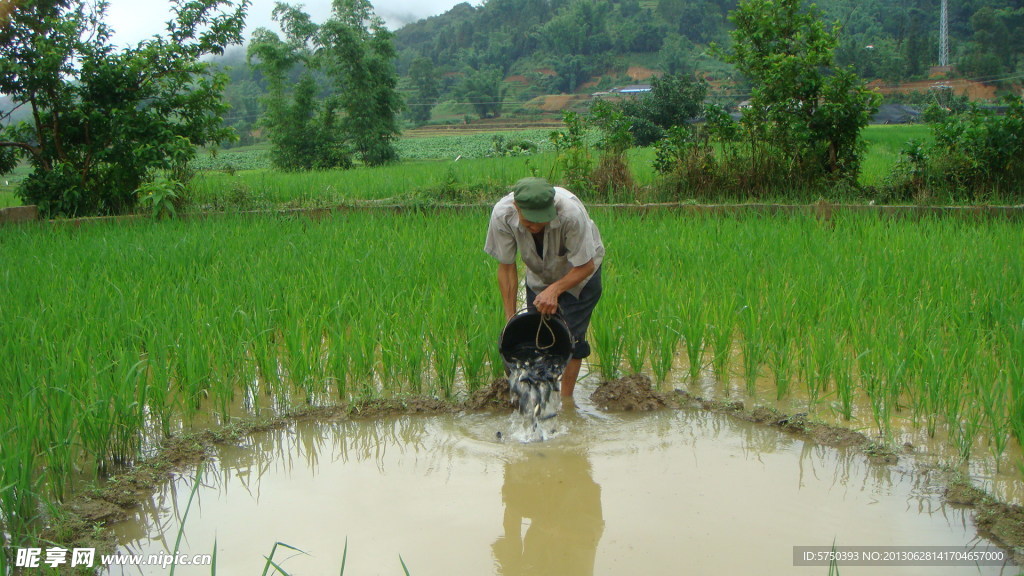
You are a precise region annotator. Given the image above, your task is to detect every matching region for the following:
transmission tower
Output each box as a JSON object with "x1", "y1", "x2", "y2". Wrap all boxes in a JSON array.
[{"x1": 939, "y1": 0, "x2": 949, "y2": 67}]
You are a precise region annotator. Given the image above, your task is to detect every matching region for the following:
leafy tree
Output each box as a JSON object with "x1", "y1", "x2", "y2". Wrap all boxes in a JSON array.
[
  {"x1": 548, "y1": 55, "x2": 600, "y2": 94},
  {"x1": 614, "y1": 73, "x2": 708, "y2": 146},
  {"x1": 406, "y1": 56, "x2": 440, "y2": 125},
  {"x1": 248, "y1": 0, "x2": 402, "y2": 169},
  {"x1": 0, "y1": 0, "x2": 248, "y2": 216},
  {"x1": 660, "y1": 34, "x2": 696, "y2": 76},
  {"x1": 722, "y1": 0, "x2": 880, "y2": 181},
  {"x1": 319, "y1": 0, "x2": 403, "y2": 166},
  {"x1": 456, "y1": 67, "x2": 506, "y2": 118},
  {"x1": 536, "y1": 0, "x2": 612, "y2": 57},
  {"x1": 248, "y1": 4, "x2": 338, "y2": 170}
]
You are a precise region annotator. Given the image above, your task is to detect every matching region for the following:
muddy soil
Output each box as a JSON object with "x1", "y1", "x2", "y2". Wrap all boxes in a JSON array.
[
  {"x1": 40, "y1": 374, "x2": 1024, "y2": 569},
  {"x1": 589, "y1": 373, "x2": 674, "y2": 411}
]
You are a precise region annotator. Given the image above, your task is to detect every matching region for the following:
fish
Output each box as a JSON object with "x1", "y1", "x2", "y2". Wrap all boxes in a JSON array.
[{"x1": 507, "y1": 352, "x2": 566, "y2": 423}]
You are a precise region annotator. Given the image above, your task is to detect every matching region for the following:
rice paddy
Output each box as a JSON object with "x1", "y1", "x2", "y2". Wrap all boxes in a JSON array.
[{"x1": 2, "y1": 206, "x2": 1023, "y2": 552}]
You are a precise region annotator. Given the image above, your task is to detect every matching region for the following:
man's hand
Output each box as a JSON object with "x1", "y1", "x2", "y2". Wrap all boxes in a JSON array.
[
  {"x1": 533, "y1": 285, "x2": 562, "y2": 315},
  {"x1": 534, "y1": 259, "x2": 595, "y2": 316}
]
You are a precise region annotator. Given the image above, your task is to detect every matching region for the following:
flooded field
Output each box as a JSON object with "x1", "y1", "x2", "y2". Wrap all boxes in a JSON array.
[{"x1": 109, "y1": 388, "x2": 1017, "y2": 576}]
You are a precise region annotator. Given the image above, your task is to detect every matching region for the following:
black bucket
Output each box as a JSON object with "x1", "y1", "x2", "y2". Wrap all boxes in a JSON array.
[{"x1": 499, "y1": 311, "x2": 574, "y2": 368}]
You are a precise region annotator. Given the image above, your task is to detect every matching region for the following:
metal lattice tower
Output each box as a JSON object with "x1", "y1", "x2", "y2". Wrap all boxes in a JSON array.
[{"x1": 939, "y1": 0, "x2": 950, "y2": 67}]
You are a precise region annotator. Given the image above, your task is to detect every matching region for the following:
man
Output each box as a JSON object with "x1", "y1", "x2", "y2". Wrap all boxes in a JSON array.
[{"x1": 484, "y1": 177, "x2": 604, "y2": 397}]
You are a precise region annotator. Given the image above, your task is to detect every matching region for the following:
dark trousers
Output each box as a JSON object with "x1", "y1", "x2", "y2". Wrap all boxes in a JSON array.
[{"x1": 526, "y1": 266, "x2": 602, "y2": 359}]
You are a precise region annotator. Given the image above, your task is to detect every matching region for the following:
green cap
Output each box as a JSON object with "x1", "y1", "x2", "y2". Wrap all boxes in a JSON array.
[{"x1": 512, "y1": 177, "x2": 557, "y2": 223}]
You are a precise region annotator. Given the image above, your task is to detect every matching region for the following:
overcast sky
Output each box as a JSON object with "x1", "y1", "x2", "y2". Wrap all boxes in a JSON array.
[{"x1": 103, "y1": 0, "x2": 474, "y2": 47}]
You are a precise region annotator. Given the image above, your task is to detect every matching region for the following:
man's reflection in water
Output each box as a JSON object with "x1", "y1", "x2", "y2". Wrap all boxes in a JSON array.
[{"x1": 492, "y1": 445, "x2": 604, "y2": 576}]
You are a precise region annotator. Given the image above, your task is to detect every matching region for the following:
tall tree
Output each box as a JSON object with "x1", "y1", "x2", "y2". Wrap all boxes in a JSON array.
[
  {"x1": 249, "y1": 0, "x2": 402, "y2": 168},
  {"x1": 249, "y1": 3, "x2": 351, "y2": 170},
  {"x1": 456, "y1": 67, "x2": 506, "y2": 118},
  {"x1": 406, "y1": 56, "x2": 440, "y2": 125},
  {"x1": 724, "y1": 0, "x2": 880, "y2": 181},
  {"x1": 0, "y1": 0, "x2": 248, "y2": 216},
  {"x1": 319, "y1": 0, "x2": 403, "y2": 166}
]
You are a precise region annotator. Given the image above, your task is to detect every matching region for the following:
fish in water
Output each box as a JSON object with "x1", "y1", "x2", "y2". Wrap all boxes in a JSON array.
[{"x1": 507, "y1": 353, "x2": 566, "y2": 422}]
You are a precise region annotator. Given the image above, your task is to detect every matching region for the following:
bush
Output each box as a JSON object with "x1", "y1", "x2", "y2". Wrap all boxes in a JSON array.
[{"x1": 882, "y1": 96, "x2": 1024, "y2": 202}]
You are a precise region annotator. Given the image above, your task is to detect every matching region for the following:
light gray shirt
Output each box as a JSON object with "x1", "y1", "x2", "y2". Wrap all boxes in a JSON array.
[{"x1": 484, "y1": 187, "x2": 604, "y2": 298}]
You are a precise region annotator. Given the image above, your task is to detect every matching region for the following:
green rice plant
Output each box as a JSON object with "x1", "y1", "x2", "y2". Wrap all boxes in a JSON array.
[
  {"x1": 855, "y1": 340, "x2": 892, "y2": 439},
  {"x1": 767, "y1": 325, "x2": 795, "y2": 401},
  {"x1": 348, "y1": 322, "x2": 378, "y2": 400},
  {"x1": 430, "y1": 333, "x2": 459, "y2": 400},
  {"x1": 623, "y1": 316, "x2": 648, "y2": 375},
  {"x1": 954, "y1": 403, "x2": 984, "y2": 463},
  {"x1": 801, "y1": 322, "x2": 838, "y2": 411},
  {"x1": 260, "y1": 542, "x2": 308, "y2": 576},
  {"x1": 647, "y1": 311, "x2": 681, "y2": 384},
  {"x1": 591, "y1": 313, "x2": 624, "y2": 381},
  {"x1": 707, "y1": 296, "x2": 736, "y2": 389},
  {"x1": 1009, "y1": 336, "x2": 1024, "y2": 450},
  {"x1": 462, "y1": 328, "x2": 492, "y2": 393},
  {"x1": 327, "y1": 338, "x2": 350, "y2": 401},
  {"x1": 830, "y1": 345, "x2": 856, "y2": 421},
  {"x1": 679, "y1": 287, "x2": 708, "y2": 383},
  {"x1": 918, "y1": 345, "x2": 950, "y2": 438},
  {"x1": 737, "y1": 304, "x2": 766, "y2": 397},
  {"x1": 169, "y1": 463, "x2": 204, "y2": 576},
  {"x1": 4, "y1": 206, "x2": 1024, "y2": 548},
  {"x1": 974, "y1": 349, "x2": 1010, "y2": 471}
]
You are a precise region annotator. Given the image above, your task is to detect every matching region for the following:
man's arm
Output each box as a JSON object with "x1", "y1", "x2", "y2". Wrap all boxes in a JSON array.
[
  {"x1": 533, "y1": 258, "x2": 596, "y2": 315},
  {"x1": 498, "y1": 262, "x2": 519, "y2": 320}
]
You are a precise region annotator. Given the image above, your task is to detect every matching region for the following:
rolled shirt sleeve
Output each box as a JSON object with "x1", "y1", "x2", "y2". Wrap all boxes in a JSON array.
[{"x1": 484, "y1": 194, "x2": 519, "y2": 265}]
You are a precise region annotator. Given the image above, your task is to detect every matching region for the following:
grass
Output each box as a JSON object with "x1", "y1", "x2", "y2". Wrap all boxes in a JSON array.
[{"x1": 857, "y1": 124, "x2": 933, "y2": 187}]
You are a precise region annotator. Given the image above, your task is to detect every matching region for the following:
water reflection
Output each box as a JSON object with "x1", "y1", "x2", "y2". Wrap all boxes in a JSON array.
[{"x1": 493, "y1": 446, "x2": 604, "y2": 576}]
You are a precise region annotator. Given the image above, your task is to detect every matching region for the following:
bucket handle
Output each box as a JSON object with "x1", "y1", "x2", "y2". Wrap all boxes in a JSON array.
[
  {"x1": 535, "y1": 309, "x2": 568, "y2": 351},
  {"x1": 507, "y1": 307, "x2": 567, "y2": 351}
]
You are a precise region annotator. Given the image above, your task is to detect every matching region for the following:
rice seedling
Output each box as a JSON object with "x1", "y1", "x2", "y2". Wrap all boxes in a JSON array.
[
  {"x1": 766, "y1": 309, "x2": 796, "y2": 400},
  {"x1": 801, "y1": 322, "x2": 837, "y2": 411},
  {"x1": 707, "y1": 296, "x2": 737, "y2": 390},
  {"x1": 679, "y1": 286, "x2": 708, "y2": 384},
  {"x1": 647, "y1": 309, "x2": 681, "y2": 384},
  {"x1": 430, "y1": 332, "x2": 459, "y2": 400},
  {"x1": 591, "y1": 313, "x2": 625, "y2": 381},
  {"x1": 737, "y1": 303, "x2": 766, "y2": 397}
]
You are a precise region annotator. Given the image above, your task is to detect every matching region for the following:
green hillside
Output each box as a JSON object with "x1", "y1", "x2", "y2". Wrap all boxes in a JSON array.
[{"x1": 391, "y1": 0, "x2": 1022, "y2": 110}]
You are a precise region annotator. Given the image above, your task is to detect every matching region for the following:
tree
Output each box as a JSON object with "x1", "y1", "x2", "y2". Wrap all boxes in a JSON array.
[
  {"x1": 249, "y1": 0, "x2": 403, "y2": 168},
  {"x1": 406, "y1": 56, "x2": 440, "y2": 125},
  {"x1": 249, "y1": 3, "x2": 353, "y2": 170},
  {"x1": 614, "y1": 73, "x2": 708, "y2": 146},
  {"x1": 0, "y1": 0, "x2": 248, "y2": 216},
  {"x1": 319, "y1": 0, "x2": 403, "y2": 166},
  {"x1": 456, "y1": 67, "x2": 506, "y2": 119},
  {"x1": 723, "y1": 0, "x2": 880, "y2": 181}
]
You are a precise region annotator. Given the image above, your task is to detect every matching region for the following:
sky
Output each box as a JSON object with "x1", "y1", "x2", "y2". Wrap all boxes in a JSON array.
[{"x1": 103, "y1": 0, "x2": 474, "y2": 48}]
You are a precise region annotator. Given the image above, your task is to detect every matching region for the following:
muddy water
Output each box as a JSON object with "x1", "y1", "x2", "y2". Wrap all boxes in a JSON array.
[{"x1": 109, "y1": 391, "x2": 1015, "y2": 576}]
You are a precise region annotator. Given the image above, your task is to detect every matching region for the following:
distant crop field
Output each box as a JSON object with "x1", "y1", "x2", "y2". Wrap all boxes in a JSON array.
[{"x1": 0, "y1": 124, "x2": 937, "y2": 210}]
